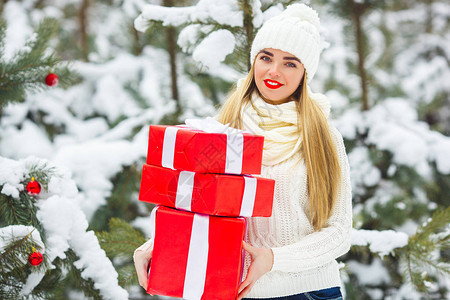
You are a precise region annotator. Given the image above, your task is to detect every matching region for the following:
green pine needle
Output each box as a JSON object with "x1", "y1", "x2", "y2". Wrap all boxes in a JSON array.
[
  {"x1": 402, "y1": 206, "x2": 450, "y2": 292},
  {"x1": 0, "y1": 18, "x2": 78, "y2": 108},
  {"x1": 96, "y1": 218, "x2": 147, "y2": 288},
  {"x1": 25, "y1": 162, "x2": 58, "y2": 192},
  {"x1": 96, "y1": 217, "x2": 147, "y2": 258}
]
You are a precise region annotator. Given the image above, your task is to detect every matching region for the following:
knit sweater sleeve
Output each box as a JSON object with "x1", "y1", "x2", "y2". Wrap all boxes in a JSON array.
[{"x1": 270, "y1": 125, "x2": 353, "y2": 272}]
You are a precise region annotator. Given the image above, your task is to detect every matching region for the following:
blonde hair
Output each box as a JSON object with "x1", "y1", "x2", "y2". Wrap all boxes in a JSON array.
[{"x1": 217, "y1": 66, "x2": 341, "y2": 231}]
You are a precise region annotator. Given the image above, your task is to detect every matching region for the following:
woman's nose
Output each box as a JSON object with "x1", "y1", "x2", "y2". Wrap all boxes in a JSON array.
[{"x1": 268, "y1": 64, "x2": 281, "y2": 77}]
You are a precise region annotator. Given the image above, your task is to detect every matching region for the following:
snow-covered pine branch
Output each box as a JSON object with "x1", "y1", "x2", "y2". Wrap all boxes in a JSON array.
[
  {"x1": 134, "y1": 0, "x2": 267, "y2": 69},
  {"x1": 333, "y1": 98, "x2": 450, "y2": 177},
  {"x1": 351, "y1": 228, "x2": 409, "y2": 257},
  {"x1": 0, "y1": 156, "x2": 128, "y2": 299}
]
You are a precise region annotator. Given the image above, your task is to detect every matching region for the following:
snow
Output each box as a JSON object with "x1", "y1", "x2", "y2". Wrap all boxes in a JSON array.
[
  {"x1": 179, "y1": 25, "x2": 237, "y2": 70},
  {"x1": 0, "y1": 225, "x2": 44, "y2": 255},
  {"x1": 131, "y1": 215, "x2": 154, "y2": 239},
  {"x1": 122, "y1": 0, "x2": 147, "y2": 18},
  {"x1": 385, "y1": 283, "x2": 423, "y2": 300},
  {"x1": 37, "y1": 195, "x2": 128, "y2": 299},
  {"x1": 351, "y1": 229, "x2": 409, "y2": 257},
  {"x1": 178, "y1": 24, "x2": 202, "y2": 53},
  {"x1": 0, "y1": 158, "x2": 25, "y2": 198},
  {"x1": 3, "y1": 1, "x2": 32, "y2": 60},
  {"x1": 261, "y1": 3, "x2": 284, "y2": 21},
  {"x1": 135, "y1": 0, "x2": 243, "y2": 31},
  {"x1": 347, "y1": 258, "x2": 390, "y2": 285},
  {"x1": 92, "y1": 75, "x2": 141, "y2": 122},
  {"x1": 251, "y1": 0, "x2": 264, "y2": 28},
  {"x1": 195, "y1": 0, "x2": 243, "y2": 27},
  {"x1": 366, "y1": 288, "x2": 383, "y2": 299},
  {"x1": 200, "y1": 62, "x2": 245, "y2": 83},
  {"x1": 348, "y1": 146, "x2": 381, "y2": 196},
  {"x1": 397, "y1": 40, "x2": 450, "y2": 104},
  {"x1": 20, "y1": 272, "x2": 46, "y2": 297},
  {"x1": 361, "y1": 180, "x2": 404, "y2": 219},
  {"x1": 1, "y1": 183, "x2": 21, "y2": 199},
  {"x1": 365, "y1": 98, "x2": 449, "y2": 176},
  {"x1": 428, "y1": 132, "x2": 450, "y2": 174},
  {"x1": 135, "y1": 0, "x2": 244, "y2": 69},
  {"x1": 136, "y1": 5, "x2": 195, "y2": 29},
  {"x1": 334, "y1": 98, "x2": 450, "y2": 177},
  {"x1": 53, "y1": 140, "x2": 142, "y2": 220},
  {"x1": 192, "y1": 30, "x2": 236, "y2": 69},
  {"x1": 0, "y1": 156, "x2": 58, "y2": 199},
  {"x1": 326, "y1": 89, "x2": 349, "y2": 112},
  {"x1": 0, "y1": 120, "x2": 54, "y2": 159}
]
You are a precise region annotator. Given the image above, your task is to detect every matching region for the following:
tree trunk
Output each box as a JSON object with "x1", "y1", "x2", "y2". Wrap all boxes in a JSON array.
[
  {"x1": 351, "y1": 0, "x2": 369, "y2": 111},
  {"x1": 131, "y1": 26, "x2": 143, "y2": 56},
  {"x1": 425, "y1": 0, "x2": 433, "y2": 33},
  {"x1": 79, "y1": 0, "x2": 89, "y2": 62},
  {"x1": 163, "y1": 0, "x2": 181, "y2": 114},
  {"x1": 0, "y1": 0, "x2": 9, "y2": 15},
  {"x1": 243, "y1": 0, "x2": 254, "y2": 71},
  {"x1": 34, "y1": 0, "x2": 45, "y2": 9},
  {"x1": 167, "y1": 26, "x2": 180, "y2": 108}
]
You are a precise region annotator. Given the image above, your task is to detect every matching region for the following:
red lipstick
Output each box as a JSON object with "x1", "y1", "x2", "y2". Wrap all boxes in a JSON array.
[{"x1": 264, "y1": 79, "x2": 283, "y2": 89}]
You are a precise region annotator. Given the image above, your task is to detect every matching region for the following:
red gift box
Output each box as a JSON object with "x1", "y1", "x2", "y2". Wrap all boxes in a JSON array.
[
  {"x1": 139, "y1": 164, "x2": 275, "y2": 217},
  {"x1": 148, "y1": 206, "x2": 246, "y2": 300},
  {"x1": 146, "y1": 125, "x2": 264, "y2": 174}
]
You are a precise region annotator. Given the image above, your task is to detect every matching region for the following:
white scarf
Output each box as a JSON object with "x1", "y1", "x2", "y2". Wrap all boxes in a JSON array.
[{"x1": 241, "y1": 90, "x2": 331, "y2": 166}]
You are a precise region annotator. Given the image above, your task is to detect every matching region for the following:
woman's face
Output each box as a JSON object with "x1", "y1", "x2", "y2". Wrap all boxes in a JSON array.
[{"x1": 254, "y1": 48, "x2": 305, "y2": 104}]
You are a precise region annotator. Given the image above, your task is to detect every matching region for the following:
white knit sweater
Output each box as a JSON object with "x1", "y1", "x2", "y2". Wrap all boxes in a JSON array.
[{"x1": 244, "y1": 124, "x2": 353, "y2": 298}]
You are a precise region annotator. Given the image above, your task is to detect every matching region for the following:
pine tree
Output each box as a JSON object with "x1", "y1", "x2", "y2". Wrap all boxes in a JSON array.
[
  {"x1": 0, "y1": 18, "x2": 76, "y2": 116},
  {"x1": 0, "y1": 11, "x2": 127, "y2": 298},
  {"x1": 401, "y1": 207, "x2": 450, "y2": 293},
  {"x1": 0, "y1": 157, "x2": 126, "y2": 299},
  {"x1": 0, "y1": 157, "x2": 128, "y2": 299},
  {"x1": 326, "y1": 0, "x2": 386, "y2": 111}
]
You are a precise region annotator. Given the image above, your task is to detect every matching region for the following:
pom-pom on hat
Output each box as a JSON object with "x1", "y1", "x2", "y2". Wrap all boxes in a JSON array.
[{"x1": 250, "y1": 3, "x2": 321, "y2": 82}]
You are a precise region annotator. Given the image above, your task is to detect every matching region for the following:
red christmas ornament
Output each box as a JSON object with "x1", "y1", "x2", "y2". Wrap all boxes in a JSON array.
[
  {"x1": 28, "y1": 247, "x2": 43, "y2": 266},
  {"x1": 45, "y1": 73, "x2": 59, "y2": 87},
  {"x1": 26, "y1": 177, "x2": 41, "y2": 195}
]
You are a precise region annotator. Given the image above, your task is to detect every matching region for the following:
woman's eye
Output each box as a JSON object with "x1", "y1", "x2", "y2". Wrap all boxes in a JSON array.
[
  {"x1": 260, "y1": 56, "x2": 270, "y2": 62},
  {"x1": 286, "y1": 62, "x2": 296, "y2": 68}
]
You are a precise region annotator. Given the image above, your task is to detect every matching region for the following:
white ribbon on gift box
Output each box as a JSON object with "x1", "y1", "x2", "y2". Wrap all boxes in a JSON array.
[
  {"x1": 161, "y1": 117, "x2": 246, "y2": 174},
  {"x1": 184, "y1": 213, "x2": 209, "y2": 300},
  {"x1": 149, "y1": 206, "x2": 209, "y2": 300},
  {"x1": 239, "y1": 176, "x2": 257, "y2": 217},
  {"x1": 161, "y1": 126, "x2": 179, "y2": 170},
  {"x1": 175, "y1": 171, "x2": 195, "y2": 211},
  {"x1": 174, "y1": 171, "x2": 258, "y2": 217}
]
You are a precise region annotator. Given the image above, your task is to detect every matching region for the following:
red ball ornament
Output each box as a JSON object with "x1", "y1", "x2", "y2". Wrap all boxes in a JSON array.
[
  {"x1": 28, "y1": 247, "x2": 43, "y2": 266},
  {"x1": 26, "y1": 177, "x2": 41, "y2": 195},
  {"x1": 45, "y1": 73, "x2": 59, "y2": 87}
]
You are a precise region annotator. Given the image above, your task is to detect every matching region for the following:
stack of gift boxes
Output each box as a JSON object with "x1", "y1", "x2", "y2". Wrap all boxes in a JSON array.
[{"x1": 139, "y1": 123, "x2": 275, "y2": 300}]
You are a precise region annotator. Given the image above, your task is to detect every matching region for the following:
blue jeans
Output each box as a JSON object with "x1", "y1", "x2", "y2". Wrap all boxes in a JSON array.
[{"x1": 243, "y1": 287, "x2": 343, "y2": 300}]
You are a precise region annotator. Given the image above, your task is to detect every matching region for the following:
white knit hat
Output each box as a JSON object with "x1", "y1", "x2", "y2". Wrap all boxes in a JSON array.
[{"x1": 250, "y1": 3, "x2": 321, "y2": 82}]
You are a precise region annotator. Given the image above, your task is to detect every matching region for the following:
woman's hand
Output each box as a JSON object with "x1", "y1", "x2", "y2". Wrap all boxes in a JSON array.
[
  {"x1": 237, "y1": 241, "x2": 274, "y2": 300},
  {"x1": 133, "y1": 240, "x2": 154, "y2": 291}
]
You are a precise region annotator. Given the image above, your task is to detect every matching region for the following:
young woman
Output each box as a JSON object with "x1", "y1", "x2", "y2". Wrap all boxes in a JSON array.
[{"x1": 134, "y1": 3, "x2": 352, "y2": 300}]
